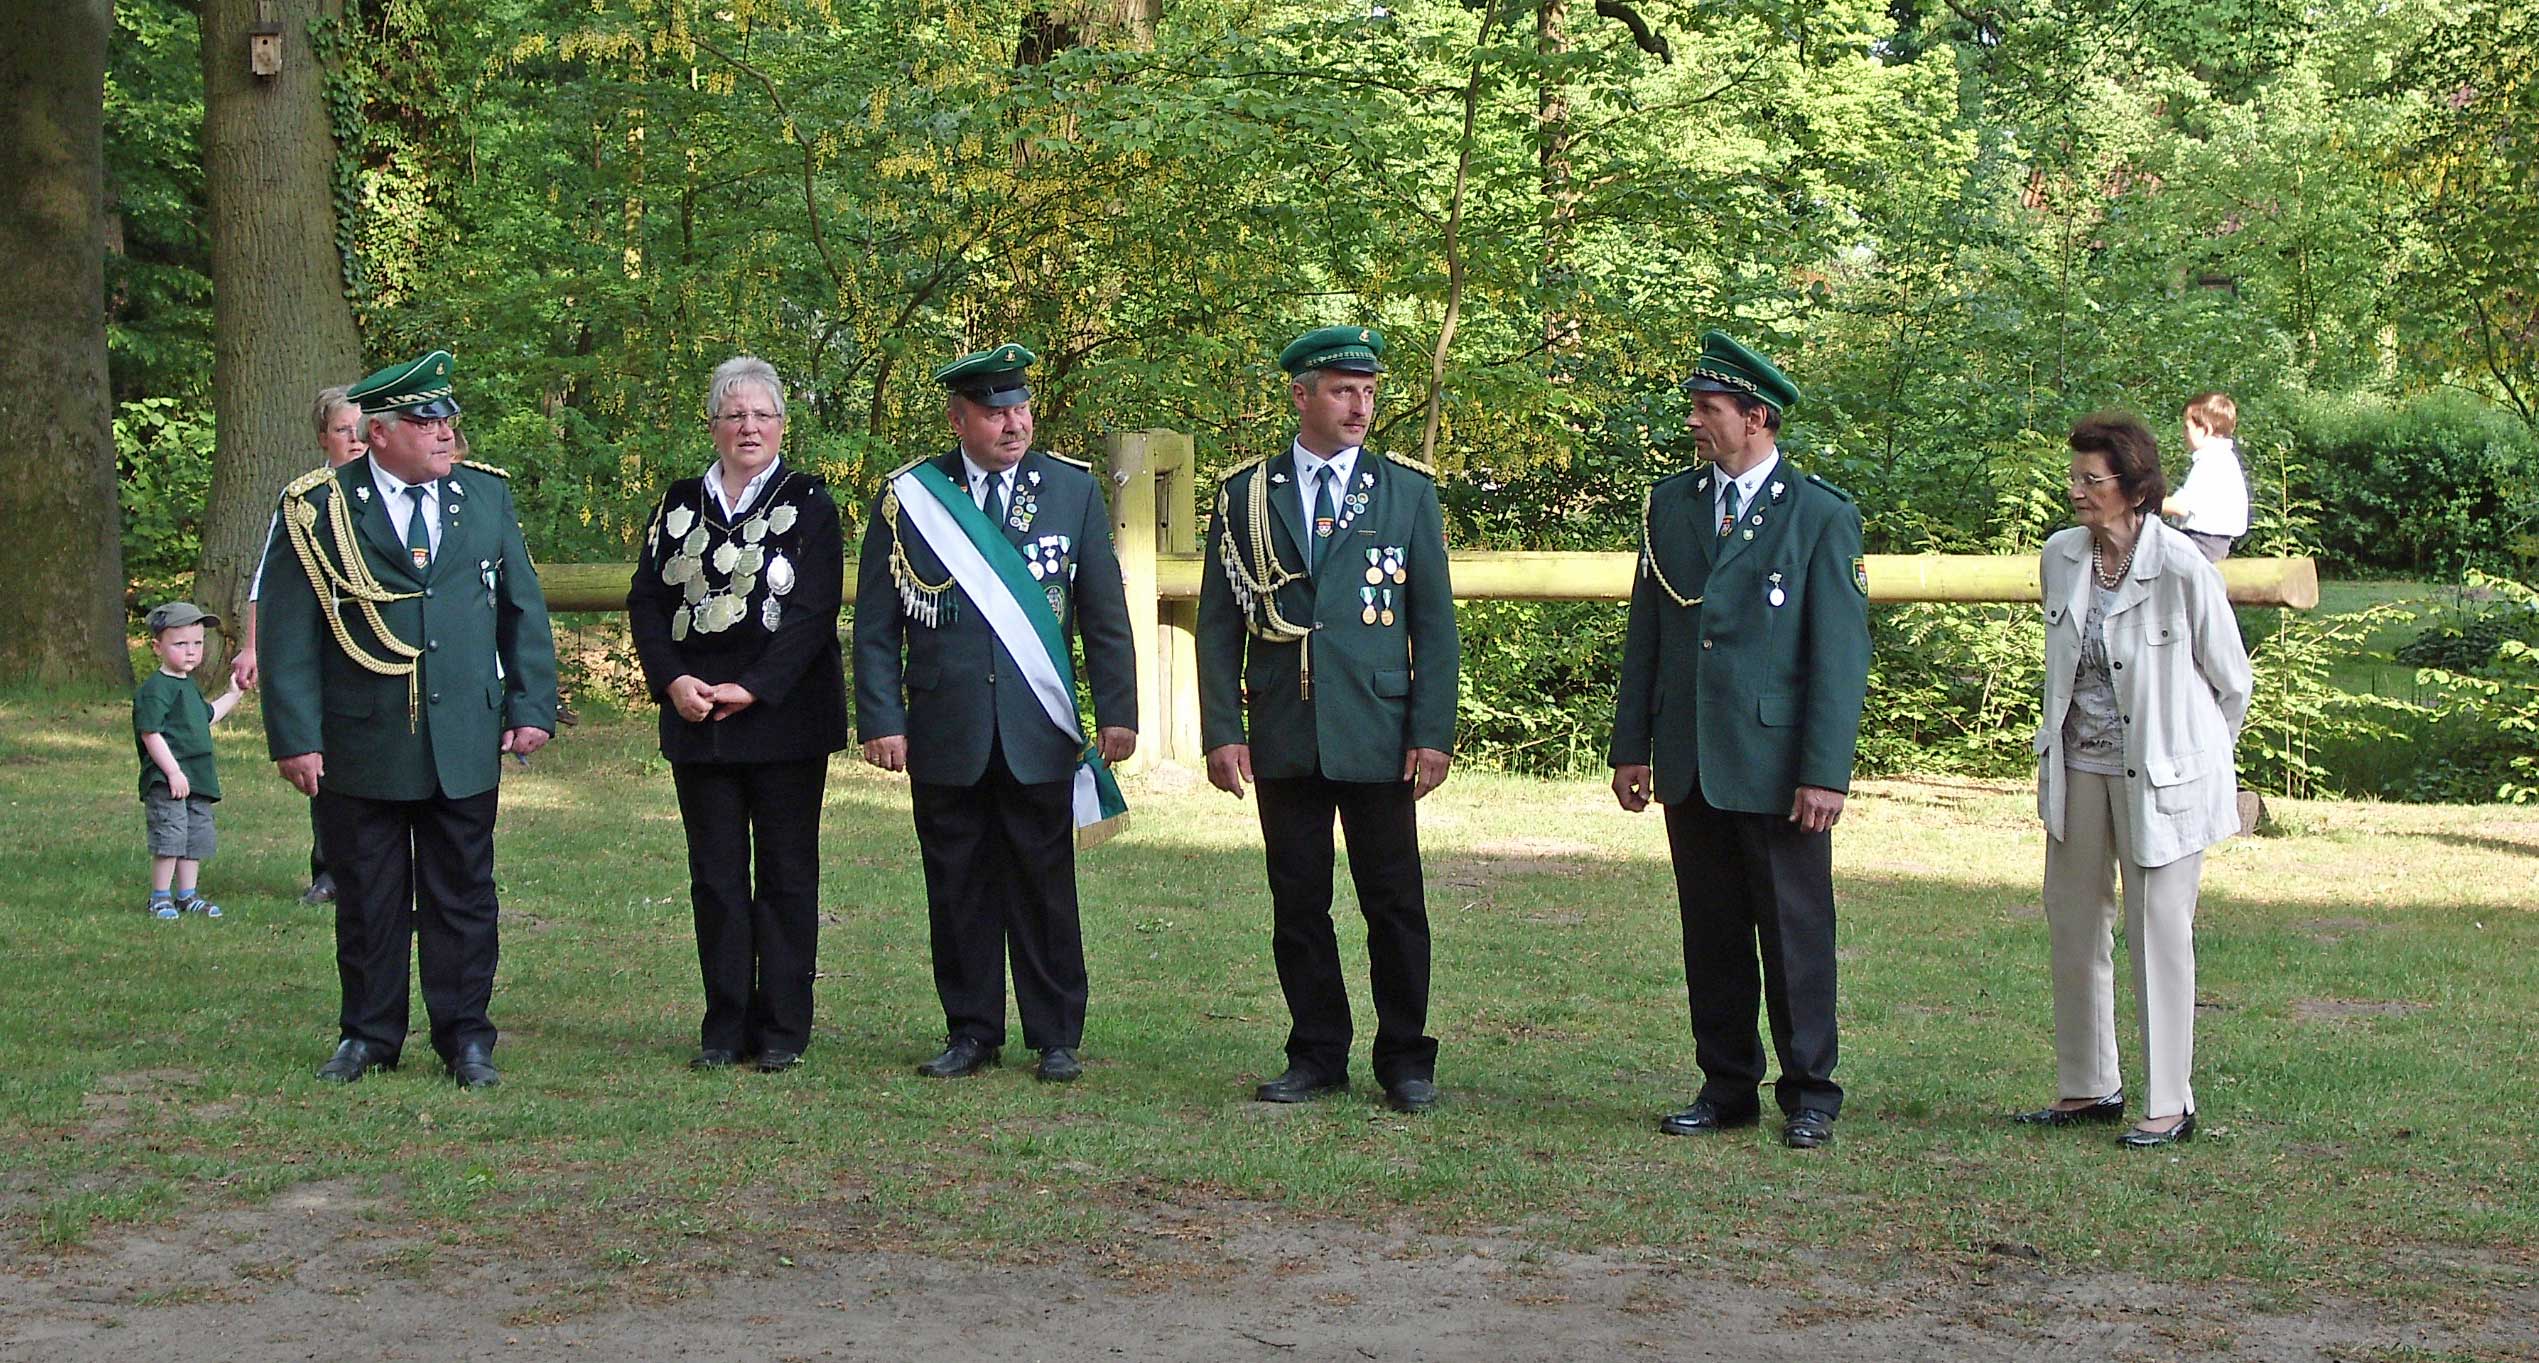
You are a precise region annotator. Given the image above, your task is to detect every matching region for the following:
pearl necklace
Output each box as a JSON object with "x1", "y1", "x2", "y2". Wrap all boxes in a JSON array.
[{"x1": 2092, "y1": 517, "x2": 2144, "y2": 589}]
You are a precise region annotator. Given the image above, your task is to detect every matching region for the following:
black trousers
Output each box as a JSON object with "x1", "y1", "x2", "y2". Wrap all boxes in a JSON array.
[
  {"x1": 672, "y1": 757, "x2": 826, "y2": 1056},
  {"x1": 317, "y1": 785, "x2": 501, "y2": 1063},
  {"x1": 1663, "y1": 790, "x2": 1842, "y2": 1117},
  {"x1": 909, "y1": 739, "x2": 1085, "y2": 1051},
  {"x1": 306, "y1": 798, "x2": 332, "y2": 887},
  {"x1": 1253, "y1": 774, "x2": 1436, "y2": 1087}
]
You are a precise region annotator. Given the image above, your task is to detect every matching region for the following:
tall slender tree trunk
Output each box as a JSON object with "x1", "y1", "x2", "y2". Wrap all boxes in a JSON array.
[
  {"x1": 0, "y1": 0, "x2": 130, "y2": 689},
  {"x1": 194, "y1": 0, "x2": 365, "y2": 664},
  {"x1": 1539, "y1": 0, "x2": 1579, "y2": 358}
]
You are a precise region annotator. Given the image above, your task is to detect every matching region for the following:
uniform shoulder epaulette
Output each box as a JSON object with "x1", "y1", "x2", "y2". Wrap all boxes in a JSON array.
[
  {"x1": 282, "y1": 464, "x2": 337, "y2": 498},
  {"x1": 1382, "y1": 449, "x2": 1439, "y2": 479},
  {"x1": 1805, "y1": 472, "x2": 1854, "y2": 503},
  {"x1": 884, "y1": 455, "x2": 928, "y2": 480},
  {"x1": 1042, "y1": 450, "x2": 1093, "y2": 472},
  {"x1": 460, "y1": 458, "x2": 510, "y2": 479},
  {"x1": 1216, "y1": 453, "x2": 1269, "y2": 484}
]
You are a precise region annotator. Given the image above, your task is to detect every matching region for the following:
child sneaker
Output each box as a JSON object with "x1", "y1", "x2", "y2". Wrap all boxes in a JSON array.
[{"x1": 176, "y1": 896, "x2": 222, "y2": 920}]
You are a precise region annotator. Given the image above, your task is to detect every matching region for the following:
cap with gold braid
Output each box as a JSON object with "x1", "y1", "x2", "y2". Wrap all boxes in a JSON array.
[
  {"x1": 1278, "y1": 325, "x2": 1387, "y2": 377},
  {"x1": 932, "y1": 343, "x2": 1036, "y2": 409},
  {"x1": 1681, "y1": 331, "x2": 1798, "y2": 413},
  {"x1": 347, "y1": 349, "x2": 463, "y2": 419}
]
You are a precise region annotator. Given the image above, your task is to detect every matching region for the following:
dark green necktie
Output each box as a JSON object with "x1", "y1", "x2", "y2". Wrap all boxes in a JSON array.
[
  {"x1": 1311, "y1": 465, "x2": 1338, "y2": 571},
  {"x1": 983, "y1": 471, "x2": 1007, "y2": 528},
  {"x1": 405, "y1": 485, "x2": 434, "y2": 567}
]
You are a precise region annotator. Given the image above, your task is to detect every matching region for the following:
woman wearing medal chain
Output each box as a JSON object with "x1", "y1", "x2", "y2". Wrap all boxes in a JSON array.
[
  {"x1": 2021, "y1": 412, "x2": 2250, "y2": 1147},
  {"x1": 628, "y1": 356, "x2": 850, "y2": 1073}
]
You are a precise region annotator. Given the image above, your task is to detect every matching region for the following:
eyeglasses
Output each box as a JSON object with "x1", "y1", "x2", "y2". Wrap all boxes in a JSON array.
[
  {"x1": 2064, "y1": 472, "x2": 2121, "y2": 490},
  {"x1": 402, "y1": 414, "x2": 461, "y2": 432},
  {"x1": 711, "y1": 410, "x2": 784, "y2": 425}
]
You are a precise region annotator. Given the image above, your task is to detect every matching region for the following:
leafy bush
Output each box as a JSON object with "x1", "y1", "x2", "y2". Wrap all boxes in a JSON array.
[
  {"x1": 2286, "y1": 391, "x2": 2539, "y2": 578},
  {"x1": 115, "y1": 397, "x2": 218, "y2": 614},
  {"x1": 2398, "y1": 574, "x2": 2539, "y2": 803}
]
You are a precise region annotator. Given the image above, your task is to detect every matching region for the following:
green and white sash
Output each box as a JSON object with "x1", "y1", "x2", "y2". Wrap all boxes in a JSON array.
[{"x1": 894, "y1": 461, "x2": 1129, "y2": 848}]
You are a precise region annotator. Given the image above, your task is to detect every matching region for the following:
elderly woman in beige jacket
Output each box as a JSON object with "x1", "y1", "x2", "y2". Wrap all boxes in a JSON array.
[{"x1": 2019, "y1": 412, "x2": 2252, "y2": 1148}]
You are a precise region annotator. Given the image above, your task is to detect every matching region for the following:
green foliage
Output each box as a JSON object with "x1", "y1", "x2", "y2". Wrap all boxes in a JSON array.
[
  {"x1": 1855, "y1": 603, "x2": 2045, "y2": 779},
  {"x1": 2283, "y1": 390, "x2": 2539, "y2": 577},
  {"x1": 2237, "y1": 603, "x2": 2410, "y2": 801},
  {"x1": 115, "y1": 399, "x2": 220, "y2": 611},
  {"x1": 2393, "y1": 573, "x2": 2539, "y2": 803},
  {"x1": 102, "y1": 0, "x2": 211, "y2": 407}
]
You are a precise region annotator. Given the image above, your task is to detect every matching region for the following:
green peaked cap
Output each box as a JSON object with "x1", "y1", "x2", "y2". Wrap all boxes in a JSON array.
[
  {"x1": 348, "y1": 349, "x2": 462, "y2": 418},
  {"x1": 1278, "y1": 325, "x2": 1386, "y2": 377},
  {"x1": 932, "y1": 343, "x2": 1036, "y2": 409},
  {"x1": 1682, "y1": 331, "x2": 1798, "y2": 412}
]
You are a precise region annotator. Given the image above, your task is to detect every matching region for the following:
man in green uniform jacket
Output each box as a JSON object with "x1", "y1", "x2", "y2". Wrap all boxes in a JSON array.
[
  {"x1": 1196, "y1": 325, "x2": 1459, "y2": 1114},
  {"x1": 1609, "y1": 332, "x2": 1870, "y2": 1150},
  {"x1": 852, "y1": 343, "x2": 1138, "y2": 1085},
  {"x1": 260, "y1": 349, "x2": 558, "y2": 1089}
]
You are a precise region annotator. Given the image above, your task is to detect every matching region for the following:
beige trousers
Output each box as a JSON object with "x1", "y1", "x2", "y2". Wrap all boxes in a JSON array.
[{"x1": 2042, "y1": 767, "x2": 2203, "y2": 1118}]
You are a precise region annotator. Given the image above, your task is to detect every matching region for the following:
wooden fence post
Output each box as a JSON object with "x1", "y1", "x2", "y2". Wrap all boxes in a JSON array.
[{"x1": 1103, "y1": 431, "x2": 1160, "y2": 775}]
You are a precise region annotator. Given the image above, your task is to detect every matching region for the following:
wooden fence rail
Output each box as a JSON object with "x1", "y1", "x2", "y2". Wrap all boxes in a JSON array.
[{"x1": 540, "y1": 430, "x2": 2318, "y2": 765}]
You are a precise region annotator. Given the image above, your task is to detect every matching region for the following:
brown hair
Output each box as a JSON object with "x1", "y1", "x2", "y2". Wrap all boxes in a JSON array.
[
  {"x1": 2068, "y1": 411, "x2": 2166, "y2": 513},
  {"x1": 2183, "y1": 391, "x2": 2238, "y2": 438}
]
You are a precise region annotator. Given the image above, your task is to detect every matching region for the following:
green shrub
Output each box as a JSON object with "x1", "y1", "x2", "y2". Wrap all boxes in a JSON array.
[
  {"x1": 2285, "y1": 391, "x2": 2539, "y2": 578},
  {"x1": 115, "y1": 397, "x2": 218, "y2": 614}
]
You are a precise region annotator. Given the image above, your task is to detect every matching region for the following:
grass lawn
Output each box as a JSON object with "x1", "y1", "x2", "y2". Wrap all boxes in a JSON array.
[{"x1": 3, "y1": 693, "x2": 2533, "y2": 1316}]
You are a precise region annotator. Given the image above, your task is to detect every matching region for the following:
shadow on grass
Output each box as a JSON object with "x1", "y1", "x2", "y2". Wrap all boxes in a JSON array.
[{"x1": 1, "y1": 699, "x2": 2533, "y2": 1316}]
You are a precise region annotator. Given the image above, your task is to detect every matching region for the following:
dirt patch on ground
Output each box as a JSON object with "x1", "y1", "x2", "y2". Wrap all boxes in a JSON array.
[
  {"x1": 2292, "y1": 997, "x2": 2430, "y2": 1022},
  {"x1": 2, "y1": 1191, "x2": 2530, "y2": 1363}
]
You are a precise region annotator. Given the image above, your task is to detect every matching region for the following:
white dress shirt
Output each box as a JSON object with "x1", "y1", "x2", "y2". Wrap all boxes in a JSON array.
[
  {"x1": 1713, "y1": 450, "x2": 1781, "y2": 533},
  {"x1": 961, "y1": 453, "x2": 1018, "y2": 517},
  {"x1": 704, "y1": 457, "x2": 782, "y2": 519},
  {"x1": 2169, "y1": 438, "x2": 2249, "y2": 538},
  {"x1": 370, "y1": 462, "x2": 443, "y2": 558},
  {"x1": 1291, "y1": 440, "x2": 1361, "y2": 538}
]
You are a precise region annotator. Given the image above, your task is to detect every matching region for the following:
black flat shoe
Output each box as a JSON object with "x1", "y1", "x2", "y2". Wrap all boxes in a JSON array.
[
  {"x1": 689, "y1": 1048, "x2": 741, "y2": 1070},
  {"x1": 1658, "y1": 1097, "x2": 1760, "y2": 1135},
  {"x1": 2120, "y1": 1111, "x2": 2197, "y2": 1147},
  {"x1": 917, "y1": 1036, "x2": 999, "y2": 1078},
  {"x1": 315, "y1": 1039, "x2": 396, "y2": 1085},
  {"x1": 1253, "y1": 1066, "x2": 1348, "y2": 1103},
  {"x1": 447, "y1": 1043, "x2": 501, "y2": 1090},
  {"x1": 1035, "y1": 1048, "x2": 1082, "y2": 1083},
  {"x1": 2012, "y1": 1092, "x2": 2125, "y2": 1126},
  {"x1": 754, "y1": 1049, "x2": 802, "y2": 1073},
  {"x1": 1781, "y1": 1108, "x2": 1837, "y2": 1149},
  {"x1": 1382, "y1": 1078, "x2": 1439, "y2": 1114}
]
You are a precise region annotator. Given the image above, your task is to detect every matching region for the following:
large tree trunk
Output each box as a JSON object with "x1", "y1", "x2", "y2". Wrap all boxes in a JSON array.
[
  {"x1": 194, "y1": 0, "x2": 365, "y2": 664},
  {"x1": 0, "y1": 0, "x2": 131, "y2": 689}
]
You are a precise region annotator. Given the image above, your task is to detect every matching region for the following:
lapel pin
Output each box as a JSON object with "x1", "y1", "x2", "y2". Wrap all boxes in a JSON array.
[{"x1": 355, "y1": 486, "x2": 371, "y2": 503}]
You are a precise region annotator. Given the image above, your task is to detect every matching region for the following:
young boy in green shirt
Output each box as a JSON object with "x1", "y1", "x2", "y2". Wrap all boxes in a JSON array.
[{"x1": 134, "y1": 602, "x2": 246, "y2": 919}]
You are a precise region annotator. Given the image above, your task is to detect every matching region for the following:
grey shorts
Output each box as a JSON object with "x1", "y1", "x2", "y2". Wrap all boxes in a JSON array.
[
  {"x1": 2185, "y1": 530, "x2": 2235, "y2": 563},
  {"x1": 144, "y1": 790, "x2": 218, "y2": 860}
]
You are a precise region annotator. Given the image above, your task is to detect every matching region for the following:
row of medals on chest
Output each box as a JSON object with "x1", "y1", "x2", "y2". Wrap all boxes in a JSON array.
[
  {"x1": 1280, "y1": 467, "x2": 1410, "y2": 625},
  {"x1": 655, "y1": 500, "x2": 798, "y2": 639},
  {"x1": 1700, "y1": 471, "x2": 1791, "y2": 608}
]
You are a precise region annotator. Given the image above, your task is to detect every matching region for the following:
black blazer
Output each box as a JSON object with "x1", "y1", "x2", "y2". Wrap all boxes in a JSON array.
[{"x1": 627, "y1": 464, "x2": 851, "y2": 765}]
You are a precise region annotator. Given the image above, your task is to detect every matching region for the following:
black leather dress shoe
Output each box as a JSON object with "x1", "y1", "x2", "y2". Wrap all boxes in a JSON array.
[
  {"x1": 315, "y1": 1039, "x2": 396, "y2": 1085},
  {"x1": 1382, "y1": 1078, "x2": 1440, "y2": 1114},
  {"x1": 1781, "y1": 1108, "x2": 1836, "y2": 1149},
  {"x1": 2120, "y1": 1111, "x2": 2196, "y2": 1148},
  {"x1": 447, "y1": 1043, "x2": 501, "y2": 1089},
  {"x1": 754, "y1": 1049, "x2": 802, "y2": 1074},
  {"x1": 2012, "y1": 1092, "x2": 2125, "y2": 1126},
  {"x1": 1658, "y1": 1097, "x2": 1760, "y2": 1135},
  {"x1": 917, "y1": 1036, "x2": 998, "y2": 1078},
  {"x1": 1035, "y1": 1048, "x2": 1083, "y2": 1083},
  {"x1": 1253, "y1": 1066, "x2": 1348, "y2": 1103},
  {"x1": 689, "y1": 1048, "x2": 741, "y2": 1070}
]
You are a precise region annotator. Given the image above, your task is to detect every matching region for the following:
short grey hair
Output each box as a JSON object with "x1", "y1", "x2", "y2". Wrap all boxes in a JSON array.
[
  {"x1": 312, "y1": 385, "x2": 355, "y2": 435},
  {"x1": 706, "y1": 355, "x2": 787, "y2": 421}
]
